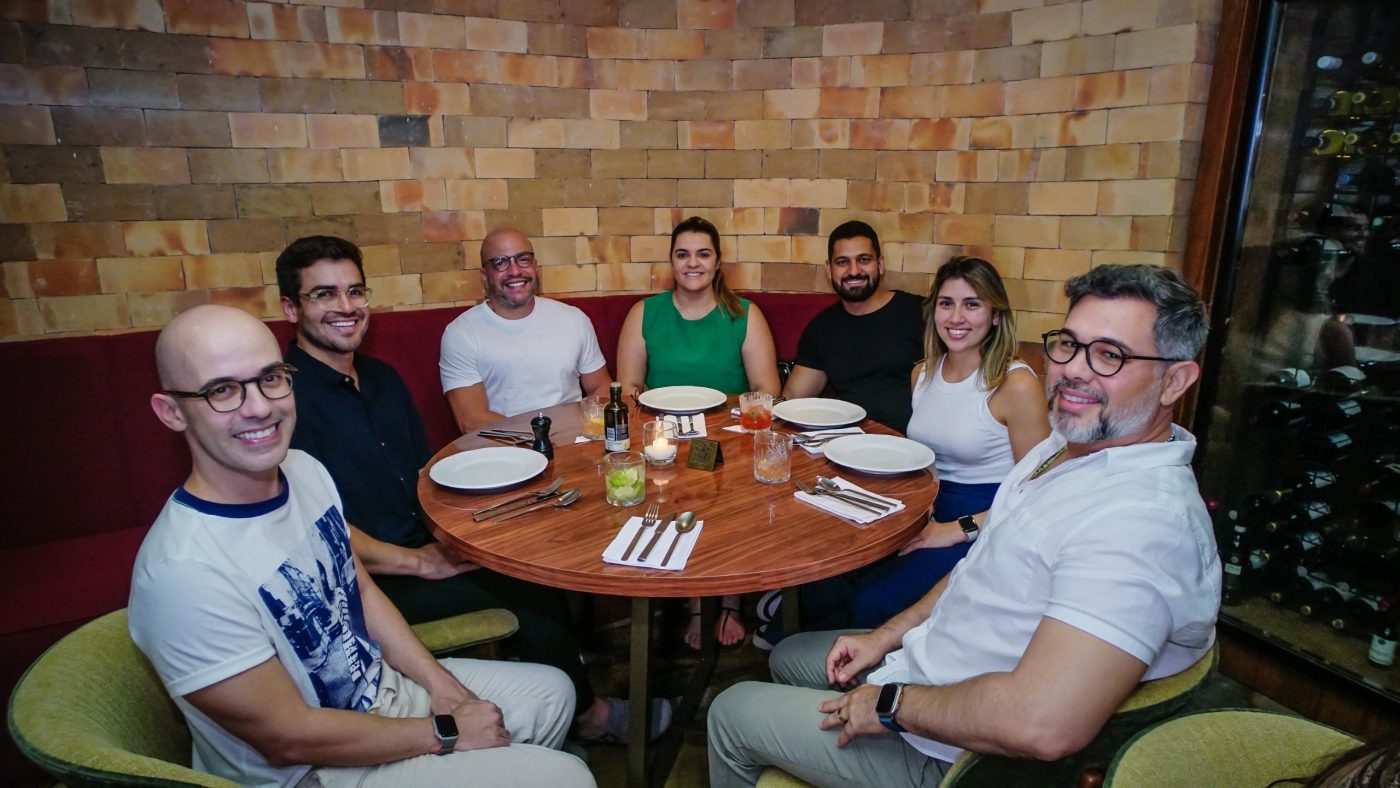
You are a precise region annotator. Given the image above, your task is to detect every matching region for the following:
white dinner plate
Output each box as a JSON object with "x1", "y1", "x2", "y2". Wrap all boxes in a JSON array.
[
  {"x1": 823, "y1": 434, "x2": 935, "y2": 475},
  {"x1": 773, "y1": 397, "x2": 867, "y2": 429},
  {"x1": 637, "y1": 385, "x2": 727, "y2": 414},
  {"x1": 428, "y1": 447, "x2": 547, "y2": 491}
]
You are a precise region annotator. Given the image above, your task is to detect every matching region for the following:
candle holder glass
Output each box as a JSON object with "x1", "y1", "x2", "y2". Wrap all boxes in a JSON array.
[{"x1": 642, "y1": 420, "x2": 678, "y2": 467}]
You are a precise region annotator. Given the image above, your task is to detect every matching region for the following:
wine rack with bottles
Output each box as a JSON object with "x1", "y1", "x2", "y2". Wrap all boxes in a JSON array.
[{"x1": 1223, "y1": 360, "x2": 1399, "y2": 667}]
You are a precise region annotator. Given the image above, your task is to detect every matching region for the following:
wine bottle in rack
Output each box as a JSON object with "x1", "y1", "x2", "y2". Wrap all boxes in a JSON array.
[
  {"x1": 1307, "y1": 128, "x2": 1348, "y2": 156},
  {"x1": 1355, "y1": 497, "x2": 1400, "y2": 538},
  {"x1": 1351, "y1": 88, "x2": 1399, "y2": 116},
  {"x1": 1333, "y1": 591, "x2": 1382, "y2": 634},
  {"x1": 1221, "y1": 521, "x2": 1253, "y2": 605},
  {"x1": 1371, "y1": 607, "x2": 1397, "y2": 668},
  {"x1": 1321, "y1": 89, "x2": 1356, "y2": 117},
  {"x1": 1317, "y1": 55, "x2": 1344, "y2": 71},
  {"x1": 1306, "y1": 396, "x2": 1363, "y2": 430},
  {"x1": 1358, "y1": 460, "x2": 1400, "y2": 497},
  {"x1": 1299, "y1": 576, "x2": 1348, "y2": 620},
  {"x1": 1359, "y1": 50, "x2": 1395, "y2": 79},
  {"x1": 1305, "y1": 430, "x2": 1356, "y2": 463},
  {"x1": 1262, "y1": 499, "x2": 1333, "y2": 534},
  {"x1": 1258, "y1": 399, "x2": 1310, "y2": 431},
  {"x1": 1320, "y1": 365, "x2": 1368, "y2": 393},
  {"x1": 1266, "y1": 367, "x2": 1313, "y2": 388}
]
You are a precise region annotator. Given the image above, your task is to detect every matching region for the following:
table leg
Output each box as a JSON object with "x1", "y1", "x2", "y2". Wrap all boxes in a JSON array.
[
  {"x1": 628, "y1": 596, "x2": 653, "y2": 788},
  {"x1": 781, "y1": 586, "x2": 801, "y2": 639}
]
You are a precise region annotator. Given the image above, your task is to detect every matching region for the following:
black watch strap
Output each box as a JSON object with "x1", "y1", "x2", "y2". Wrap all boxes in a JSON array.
[
  {"x1": 432, "y1": 714, "x2": 458, "y2": 755},
  {"x1": 958, "y1": 515, "x2": 980, "y2": 542},
  {"x1": 877, "y1": 682, "x2": 907, "y2": 733}
]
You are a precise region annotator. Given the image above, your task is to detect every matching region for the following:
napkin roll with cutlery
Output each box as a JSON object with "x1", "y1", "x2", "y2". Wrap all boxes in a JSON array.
[
  {"x1": 661, "y1": 413, "x2": 706, "y2": 439},
  {"x1": 794, "y1": 477, "x2": 904, "y2": 526},
  {"x1": 603, "y1": 516, "x2": 705, "y2": 570}
]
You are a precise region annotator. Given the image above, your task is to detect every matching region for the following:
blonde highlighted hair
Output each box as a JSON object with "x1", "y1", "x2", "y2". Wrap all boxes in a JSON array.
[
  {"x1": 670, "y1": 216, "x2": 742, "y2": 319},
  {"x1": 921, "y1": 256, "x2": 1019, "y2": 390}
]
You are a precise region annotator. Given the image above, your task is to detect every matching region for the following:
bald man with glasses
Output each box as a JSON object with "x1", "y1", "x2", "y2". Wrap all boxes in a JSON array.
[{"x1": 440, "y1": 227, "x2": 612, "y2": 432}]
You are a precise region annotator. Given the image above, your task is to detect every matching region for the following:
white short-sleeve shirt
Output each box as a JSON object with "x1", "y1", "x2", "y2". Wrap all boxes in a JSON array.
[
  {"x1": 869, "y1": 426, "x2": 1221, "y2": 763},
  {"x1": 439, "y1": 298, "x2": 606, "y2": 417}
]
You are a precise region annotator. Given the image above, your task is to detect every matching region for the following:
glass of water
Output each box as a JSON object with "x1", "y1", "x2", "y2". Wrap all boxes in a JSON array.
[{"x1": 753, "y1": 429, "x2": 792, "y2": 484}]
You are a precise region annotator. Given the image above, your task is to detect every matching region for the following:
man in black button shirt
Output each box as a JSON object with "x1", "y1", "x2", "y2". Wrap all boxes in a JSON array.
[
  {"x1": 277, "y1": 235, "x2": 661, "y2": 744},
  {"x1": 781, "y1": 221, "x2": 925, "y2": 434}
]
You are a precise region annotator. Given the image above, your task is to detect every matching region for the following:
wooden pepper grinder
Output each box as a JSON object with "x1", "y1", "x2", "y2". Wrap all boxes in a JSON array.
[{"x1": 530, "y1": 412, "x2": 554, "y2": 460}]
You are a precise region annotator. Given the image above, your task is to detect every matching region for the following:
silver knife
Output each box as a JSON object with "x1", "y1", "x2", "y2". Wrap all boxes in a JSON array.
[
  {"x1": 820, "y1": 490, "x2": 887, "y2": 515},
  {"x1": 638, "y1": 514, "x2": 675, "y2": 561},
  {"x1": 472, "y1": 489, "x2": 559, "y2": 521}
]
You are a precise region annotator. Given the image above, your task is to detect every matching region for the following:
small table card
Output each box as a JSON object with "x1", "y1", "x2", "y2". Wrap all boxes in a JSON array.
[{"x1": 686, "y1": 438, "x2": 724, "y2": 471}]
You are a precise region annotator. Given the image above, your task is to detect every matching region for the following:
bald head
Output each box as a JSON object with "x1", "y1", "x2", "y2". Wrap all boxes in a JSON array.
[
  {"x1": 155, "y1": 305, "x2": 280, "y2": 390},
  {"x1": 480, "y1": 227, "x2": 532, "y2": 266}
]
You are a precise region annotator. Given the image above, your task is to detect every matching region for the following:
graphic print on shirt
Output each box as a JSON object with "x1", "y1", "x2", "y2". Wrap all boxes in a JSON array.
[{"x1": 257, "y1": 505, "x2": 381, "y2": 711}]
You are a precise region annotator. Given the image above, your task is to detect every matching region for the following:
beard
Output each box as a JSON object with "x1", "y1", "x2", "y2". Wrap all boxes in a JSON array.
[
  {"x1": 487, "y1": 274, "x2": 538, "y2": 308},
  {"x1": 833, "y1": 269, "x2": 881, "y2": 302},
  {"x1": 1047, "y1": 378, "x2": 1161, "y2": 444}
]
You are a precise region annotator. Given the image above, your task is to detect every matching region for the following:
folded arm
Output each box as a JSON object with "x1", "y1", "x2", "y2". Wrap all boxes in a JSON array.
[
  {"x1": 822, "y1": 617, "x2": 1147, "y2": 758},
  {"x1": 348, "y1": 525, "x2": 477, "y2": 581},
  {"x1": 446, "y1": 384, "x2": 505, "y2": 434}
]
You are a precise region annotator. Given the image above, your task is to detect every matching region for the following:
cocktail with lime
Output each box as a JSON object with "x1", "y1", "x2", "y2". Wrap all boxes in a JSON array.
[{"x1": 604, "y1": 452, "x2": 646, "y2": 507}]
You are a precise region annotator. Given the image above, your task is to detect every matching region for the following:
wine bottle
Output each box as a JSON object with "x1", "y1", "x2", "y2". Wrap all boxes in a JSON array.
[
  {"x1": 1370, "y1": 603, "x2": 1397, "y2": 668},
  {"x1": 1323, "y1": 89, "x2": 1356, "y2": 117},
  {"x1": 1304, "y1": 430, "x2": 1355, "y2": 463},
  {"x1": 1266, "y1": 367, "x2": 1313, "y2": 388},
  {"x1": 1355, "y1": 497, "x2": 1400, "y2": 537},
  {"x1": 1258, "y1": 399, "x2": 1310, "y2": 431},
  {"x1": 1222, "y1": 523, "x2": 1249, "y2": 605},
  {"x1": 1334, "y1": 592, "x2": 1381, "y2": 633},
  {"x1": 1262, "y1": 500, "x2": 1332, "y2": 534},
  {"x1": 1299, "y1": 576, "x2": 1347, "y2": 619},
  {"x1": 1358, "y1": 461, "x2": 1400, "y2": 497},
  {"x1": 1307, "y1": 128, "x2": 1348, "y2": 155},
  {"x1": 1351, "y1": 88, "x2": 1400, "y2": 116},
  {"x1": 603, "y1": 382, "x2": 629, "y2": 452},
  {"x1": 1306, "y1": 397, "x2": 1363, "y2": 430},
  {"x1": 1317, "y1": 55, "x2": 1344, "y2": 70},
  {"x1": 1320, "y1": 364, "x2": 1367, "y2": 393}
]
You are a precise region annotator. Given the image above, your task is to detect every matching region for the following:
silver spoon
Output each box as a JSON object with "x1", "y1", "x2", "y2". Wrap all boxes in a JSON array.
[
  {"x1": 472, "y1": 476, "x2": 564, "y2": 521},
  {"x1": 660, "y1": 511, "x2": 698, "y2": 567},
  {"x1": 794, "y1": 480, "x2": 886, "y2": 515},
  {"x1": 494, "y1": 488, "x2": 581, "y2": 522},
  {"x1": 815, "y1": 476, "x2": 894, "y2": 508}
]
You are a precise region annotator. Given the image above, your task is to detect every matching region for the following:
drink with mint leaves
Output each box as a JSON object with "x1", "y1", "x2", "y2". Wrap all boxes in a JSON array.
[{"x1": 605, "y1": 451, "x2": 646, "y2": 507}]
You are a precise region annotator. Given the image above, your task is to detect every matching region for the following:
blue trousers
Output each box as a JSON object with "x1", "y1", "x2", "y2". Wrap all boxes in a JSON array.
[{"x1": 800, "y1": 479, "x2": 1000, "y2": 631}]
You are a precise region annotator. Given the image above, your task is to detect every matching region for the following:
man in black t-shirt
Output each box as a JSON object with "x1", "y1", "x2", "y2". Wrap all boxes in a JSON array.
[{"x1": 781, "y1": 221, "x2": 925, "y2": 433}]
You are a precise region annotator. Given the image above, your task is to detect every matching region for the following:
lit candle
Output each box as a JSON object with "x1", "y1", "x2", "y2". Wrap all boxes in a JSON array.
[{"x1": 645, "y1": 435, "x2": 676, "y2": 462}]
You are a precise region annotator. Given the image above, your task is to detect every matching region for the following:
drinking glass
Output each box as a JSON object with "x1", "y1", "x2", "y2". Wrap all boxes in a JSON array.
[
  {"x1": 753, "y1": 429, "x2": 792, "y2": 484},
  {"x1": 579, "y1": 395, "x2": 607, "y2": 440},
  {"x1": 604, "y1": 452, "x2": 647, "y2": 507},
  {"x1": 642, "y1": 420, "x2": 678, "y2": 466},
  {"x1": 739, "y1": 391, "x2": 774, "y2": 431}
]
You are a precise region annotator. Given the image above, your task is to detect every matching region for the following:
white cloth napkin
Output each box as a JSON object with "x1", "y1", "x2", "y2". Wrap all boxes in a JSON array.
[
  {"x1": 661, "y1": 413, "x2": 707, "y2": 439},
  {"x1": 602, "y1": 515, "x2": 705, "y2": 571},
  {"x1": 794, "y1": 427, "x2": 864, "y2": 456},
  {"x1": 794, "y1": 476, "x2": 904, "y2": 526}
]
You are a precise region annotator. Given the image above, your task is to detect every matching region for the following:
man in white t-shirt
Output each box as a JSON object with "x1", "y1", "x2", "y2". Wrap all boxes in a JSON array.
[
  {"x1": 131, "y1": 304, "x2": 593, "y2": 788},
  {"x1": 440, "y1": 228, "x2": 611, "y2": 432},
  {"x1": 708, "y1": 264, "x2": 1221, "y2": 787}
]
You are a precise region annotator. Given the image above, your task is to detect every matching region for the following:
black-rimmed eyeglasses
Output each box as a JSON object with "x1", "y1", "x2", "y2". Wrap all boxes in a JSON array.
[
  {"x1": 486, "y1": 252, "x2": 536, "y2": 272},
  {"x1": 299, "y1": 286, "x2": 371, "y2": 308},
  {"x1": 164, "y1": 365, "x2": 298, "y2": 413},
  {"x1": 1041, "y1": 330, "x2": 1190, "y2": 377}
]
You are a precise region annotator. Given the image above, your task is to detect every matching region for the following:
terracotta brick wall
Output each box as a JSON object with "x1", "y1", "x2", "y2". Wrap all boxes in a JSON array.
[{"x1": 0, "y1": 0, "x2": 1221, "y2": 341}]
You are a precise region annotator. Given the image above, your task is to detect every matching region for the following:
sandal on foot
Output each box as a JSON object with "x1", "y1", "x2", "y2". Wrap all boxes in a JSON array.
[{"x1": 716, "y1": 605, "x2": 746, "y2": 648}]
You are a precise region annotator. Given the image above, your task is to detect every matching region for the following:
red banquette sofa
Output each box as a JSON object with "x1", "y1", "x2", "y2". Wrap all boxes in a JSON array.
[{"x1": 0, "y1": 290, "x2": 837, "y2": 781}]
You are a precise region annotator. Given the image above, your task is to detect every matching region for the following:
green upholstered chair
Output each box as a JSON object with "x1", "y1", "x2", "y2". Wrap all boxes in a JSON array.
[
  {"x1": 942, "y1": 644, "x2": 1219, "y2": 787},
  {"x1": 8, "y1": 607, "x2": 518, "y2": 787},
  {"x1": 1104, "y1": 709, "x2": 1360, "y2": 787},
  {"x1": 758, "y1": 644, "x2": 1218, "y2": 788}
]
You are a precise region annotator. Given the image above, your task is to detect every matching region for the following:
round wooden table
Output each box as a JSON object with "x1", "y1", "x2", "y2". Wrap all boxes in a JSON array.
[{"x1": 419, "y1": 398, "x2": 936, "y2": 788}]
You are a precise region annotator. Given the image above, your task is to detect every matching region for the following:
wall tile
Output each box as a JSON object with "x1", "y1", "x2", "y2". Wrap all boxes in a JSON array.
[
  {"x1": 267, "y1": 149, "x2": 343, "y2": 182},
  {"x1": 935, "y1": 213, "x2": 993, "y2": 245},
  {"x1": 1011, "y1": 4, "x2": 1080, "y2": 46},
  {"x1": 259, "y1": 77, "x2": 335, "y2": 114},
  {"x1": 1065, "y1": 143, "x2": 1139, "y2": 180},
  {"x1": 0, "y1": 184, "x2": 67, "y2": 222},
  {"x1": 588, "y1": 27, "x2": 646, "y2": 59},
  {"x1": 309, "y1": 183, "x2": 380, "y2": 216},
  {"x1": 679, "y1": 0, "x2": 736, "y2": 29},
  {"x1": 25, "y1": 258, "x2": 100, "y2": 296},
  {"x1": 994, "y1": 215, "x2": 1059, "y2": 248},
  {"x1": 446, "y1": 178, "x2": 508, "y2": 210},
  {"x1": 1074, "y1": 69, "x2": 1150, "y2": 110},
  {"x1": 342, "y1": 147, "x2": 412, "y2": 181},
  {"x1": 1060, "y1": 215, "x2": 1132, "y2": 250},
  {"x1": 474, "y1": 148, "x2": 534, "y2": 178},
  {"x1": 1027, "y1": 181, "x2": 1098, "y2": 215},
  {"x1": 225, "y1": 116, "x2": 306, "y2": 155},
  {"x1": 823, "y1": 22, "x2": 883, "y2": 56},
  {"x1": 331, "y1": 79, "x2": 405, "y2": 114},
  {"x1": 101, "y1": 147, "x2": 190, "y2": 184},
  {"x1": 463, "y1": 16, "x2": 526, "y2": 52},
  {"x1": 249, "y1": 3, "x2": 327, "y2": 42},
  {"x1": 183, "y1": 252, "x2": 263, "y2": 289},
  {"x1": 1082, "y1": 0, "x2": 1159, "y2": 36},
  {"x1": 38, "y1": 293, "x2": 129, "y2": 332},
  {"x1": 123, "y1": 219, "x2": 210, "y2": 256},
  {"x1": 145, "y1": 110, "x2": 232, "y2": 148},
  {"x1": 234, "y1": 184, "x2": 312, "y2": 218},
  {"x1": 379, "y1": 178, "x2": 447, "y2": 213},
  {"x1": 210, "y1": 39, "x2": 292, "y2": 78},
  {"x1": 1005, "y1": 76, "x2": 1075, "y2": 114},
  {"x1": 30, "y1": 222, "x2": 124, "y2": 259},
  {"x1": 156, "y1": 184, "x2": 237, "y2": 219},
  {"x1": 189, "y1": 148, "x2": 268, "y2": 183},
  {"x1": 1105, "y1": 103, "x2": 1187, "y2": 143},
  {"x1": 164, "y1": 0, "x2": 249, "y2": 37},
  {"x1": 1114, "y1": 24, "x2": 1200, "y2": 71},
  {"x1": 52, "y1": 106, "x2": 146, "y2": 146},
  {"x1": 64, "y1": 184, "x2": 157, "y2": 221},
  {"x1": 1097, "y1": 178, "x2": 1176, "y2": 215},
  {"x1": 1040, "y1": 35, "x2": 1115, "y2": 77},
  {"x1": 5, "y1": 145, "x2": 103, "y2": 184},
  {"x1": 178, "y1": 74, "x2": 261, "y2": 112},
  {"x1": 72, "y1": 0, "x2": 164, "y2": 32},
  {"x1": 98, "y1": 254, "x2": 184, "y2": 292}
]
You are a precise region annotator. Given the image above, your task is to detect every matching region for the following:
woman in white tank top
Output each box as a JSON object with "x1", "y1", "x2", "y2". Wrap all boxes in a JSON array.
[{"x1": 847, "y1": 256, "x2": 1051, "y2": 626}]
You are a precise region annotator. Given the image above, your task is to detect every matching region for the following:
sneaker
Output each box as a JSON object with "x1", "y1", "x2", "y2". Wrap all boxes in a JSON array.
[
  {"x1": 752, "y1": 618, "x2": 785, "y2": 652},
  {"x1": 756, "y1": 589, "x2": 783, "y2": 623},
  {"x1": 578, "y1": 697, "x2": 674, "y2": 745}
]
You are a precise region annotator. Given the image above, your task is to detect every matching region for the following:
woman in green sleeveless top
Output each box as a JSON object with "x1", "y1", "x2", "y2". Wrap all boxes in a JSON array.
[{"x1": 617, "y1": 216, "x2": 780, "y2": 649}]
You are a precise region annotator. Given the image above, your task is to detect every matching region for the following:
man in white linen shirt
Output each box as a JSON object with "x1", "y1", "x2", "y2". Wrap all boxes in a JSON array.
[
  {"x1": 708, "y1": 264, "x2": 1221, "y2": 787},
  {"x1": 440, "y1": 228, "x2": 611, "y2": 432}
]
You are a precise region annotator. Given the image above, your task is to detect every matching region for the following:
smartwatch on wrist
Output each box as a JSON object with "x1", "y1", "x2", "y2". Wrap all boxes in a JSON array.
[
  {"x1": 876, "y1": 682, "x2": 908, "y2": 733},
  {"x1": 432, "y1": 714, "x2": 458, "y2": 755},
  {"x1": 958, "y1": 515, "x2": 980, "y2": 543}
]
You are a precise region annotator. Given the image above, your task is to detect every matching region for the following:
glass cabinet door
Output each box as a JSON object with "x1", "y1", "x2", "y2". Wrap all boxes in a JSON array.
[{"x1": 1196, "y1": 0, "x2": 1400, "y2": 699}]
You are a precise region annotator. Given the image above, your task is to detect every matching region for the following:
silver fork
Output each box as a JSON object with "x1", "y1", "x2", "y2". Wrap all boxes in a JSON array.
[
  {"x1": 790, "y1": 433, "x2": 849, "y2": 447},
  {"x1": 621, "y1": 503, "x2": 661, "y2": 561},
  {"x1": 678, "y1": 414, "x2": 698, "y2": 437}
]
